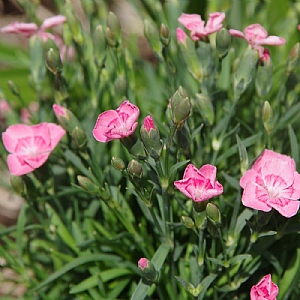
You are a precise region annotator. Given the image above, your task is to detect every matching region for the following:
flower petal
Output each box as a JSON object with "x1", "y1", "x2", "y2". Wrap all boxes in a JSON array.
[
  {"x1": 199, "y1": 164, "x2": 217, "y2": 185},
  {"x1": 178, "y1": 13, "x2": 204, "y2": 31},
  {"x1": 245, "y1": 24, "x2": 268, "y2": 39},
  {"x1": 268, "y1": 197, "x2": 300, "y2": 218},
  {"x1": 205, "y1": 12, "x2": 225, "y2": 33},
  {"x1": 46, "y1": 123, "x2": 66, "y2": 148},
  {"x1": 256, "y1": 36, "x2": 286, "y2": 46},
  {"x1": 40, "y1": 15, "x2": 66, "y2": 30},
  {"x1": 228, "y1": 29, "x2": 245, "y2": 39},
  {"x1": 7, "y1": 154, "x2": 35, "y2": 176},
  {"x1": 183, "y1": 164, "x2": 200, "y2": 179}
]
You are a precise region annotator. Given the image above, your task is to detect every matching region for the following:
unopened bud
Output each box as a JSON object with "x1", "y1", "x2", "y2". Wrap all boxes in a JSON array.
[
  {"x1": 107, "y1": 12, "x2": 121, "y2": 42},
  {"x1": 93, "y1": 25, "x2": 106, "y2": 67},
  {"x1": 111, "y1": 156, "x2": 126, "y2": 171},
  {"x1": 138, "y1": 258, "x2": 159, "y2": 283},
  {"x1": 46, "y1": 48, "x2": 62, "y2": 75},
  {"x1": 159, "y1": 23, "x2": 170, "y2": 47},
  {"x1": 53, "y1": 104, "x2": 80, "y2": 133},
  {"x1": 127, "y1": 159, "x2": 143, "y2": 178},
  {"x1": 181, "y1": 216, "x2": 194, "y2": 229},
  {"x1": 105, "y1": 27, "x2": 117, "y2": 47},
  {"x1": 195, "y1": 93, "x2": 214, "y2": 126},
  {"x1": 286, "y1": 43, "x2": 300, "y2": 74},
  {"x1": 206, "y1": 203, "x2": 221, "y2": 227},
  {"x1": 77, "y1": 175, "x2": 99, "y2": 194},
  {"x1": 170, "y1": 87, "x2": 191, "y2": 126},
  {"x1": 262, "y1": 101, "x2": 274, "y2": 134},
  {"x1": 140, "y1": 116, "x2": 162, "y2": 160},
  {"x1": 144, "y1": 19, "x2": 162, "y2": 59},
  {"x1": 216, "y1": 28, "x2": 231, "y2": 60},
  {"x1": 10, "y1": 175, "x2": 25, "y2": 195},
  {"x1": 121, "y1": 134, "x2": 146, "y2": 160},
  {"x1": 255, "y1": 57, "x2": 273, "y2": 98},
  {"x1": 72, "y1": 126, "x2": 87, "y2": 149},
  {"x1": 8, "y1": 80, "x2": 20, "y2": 96}
]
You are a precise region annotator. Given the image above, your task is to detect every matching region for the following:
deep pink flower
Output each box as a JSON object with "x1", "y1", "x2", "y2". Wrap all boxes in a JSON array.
[
  {"x1": 138, "y1": 258, "x2": 149, "y2": 270},
  {"x1": 2, "y1": 122, "x2": 65, "y2": 176},
  {"x1": 92, "y1": 100, "x2": 140, "y2": 143},
  {"x1": 143, "y1": 116, "x2": 155, "y2": 132},
  {"x1": 174, "y1": 164, "x2": 223, "y2": 202},
  {"x1": 229, "y1": 24, "x2": 286, "y2": 59},
  {"x1": 250, "y1": 274, "x2": 278, "y2": 300},
  {"x1": 240, "y1": 149, "x2": 300, "y2": 218},
  {"x1": 178, "y1": 12, "x2": 225, "y2": 41}
]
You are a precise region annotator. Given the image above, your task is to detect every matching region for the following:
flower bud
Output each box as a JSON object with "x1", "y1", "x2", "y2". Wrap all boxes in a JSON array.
[
  {"x1": 206, "y1": 203, "x2": 221, "y2": 228},
  {"x1": 107, "y1": 11, "x2": 121, "y2": 41},
  {"x1": 140, "y1": 116, "x2": 162, "y2": 160},
  {"x1": 111, "y1": 156, "x2": 126, "y2": 171},
  {"x1": 65, "y1": 6, "x2": 84, "y2": 45},
  {"x1": 181, "y1": 216, "x2": 194, "y2": 229},
  {"x1": 194, "y1": 93, "x2": 214, "y2": 126},
  {"x1": 77, "y1": 175, "x2": 99, "y2": 194},
  {"x1": 10, "y1": 175, "x2": 25, "y2": 195},
  {"x1": 121, "y1": 134, "x2": 146, "y2": 160},
  {"x1": 286, "y1": 43, "x2": 300, "y2": 74},
  {"x1": 93, "y1": 25, "x2": 106, "y2": 67},
  {"x1": 8, "y1": 80, "x2": 20, "y2": 96},
  {"x1": 262, "y1": 100, "x2": 274, "y2": 134},
  {"x1": 159, "y1": 23, "x2": 170, "y2": 47},
  {"x1": 72, "y1": 126, "x2": 87, "y2": 149},
  {"x1": 255, "y1": 57, "x2": 273, "y2": 98},
  {"x1": 216, "y1": 28, "x2": 231, "y2": 60},
  {"x1": 138, "y1": 258, "x2": 159, "y2": 283},
  {"x1": 233, "y1": 48, "x2": 259, "y2": 98},
  {"x1": 127, "y1": 160, "x2": 143, "y2": 179},
  {"x1": 105, "y1": 27, "x2": 117, "y2": 47},
  {"x1": 46, "y1": 48, "x2": 62, "y2": 75},
  {"x1": 144, "y1": 19, "x2": 162, "y2": 59},
  {"x1": 207, "y1": 220, "x2": 218, "y2": 237},
  {"x1": 170, "y1": 87, "x2": 191, "y2": 126},
  {"x1": 53, "y1": 104, "x2": 80, "y2": 133}
]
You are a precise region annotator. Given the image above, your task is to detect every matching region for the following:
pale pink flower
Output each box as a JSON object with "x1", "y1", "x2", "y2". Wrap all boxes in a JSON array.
[
  {"x1": 176, "y1": 27, "x2": 187, "y2": 43},
  {"x1": 229, "y1": 24, "x2": 286, "y2": 59},
  {"x1": 240, "y1": 149, "x2": 300, "y2": 218},
  {"x1": 250, "y1": 274, "x2": 278, "y2": 300},
  {"x1": 0, "y1": 100, "x2": 11, "y2": 120},
  {"x1": 92, "y1": 100, "x2": 140, "y2": 143},
  {"x1": 178, "y1": 12, "x2": 225, "y2": 41},
  {"x1": 20, "y1": 102, "x2": 39, "y2": 124},
  {"x1": 174, "y1": 164, "x2": 223, "y2": 202},
  {"x1": 2, "y1": 122, "x2": 65, "y2": 176},
  {"x1": 138, "y1": 258, "x2": 149, "y2": 270}
]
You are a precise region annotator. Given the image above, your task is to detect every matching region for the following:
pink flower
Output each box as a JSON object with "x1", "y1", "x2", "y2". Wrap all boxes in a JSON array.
[
  {"x1": 229, "y1": 24, "x2": 286, "y2": 59},
  {"x1": 298, "y1": 25, "x2": 300, "y2": 31},
  {"x1": 176, "y1": 27, "x2": 187, "y2": 43},
  {"x1": 93, "y1": 100, "x2": 140, "y2": 143},
  {"x1": 240, "y1": 149, "x2": 300, "y2": 218},
  {"x1": 53, "y1": 104, "x2": 68, "y2": 119},
  {"x1": 20, "y1": 102, "x2": 39, "y2": 124},
  {"x1": 250, "y1": 274, "x2": 278, "y2": 300},
  {"x1": 143, "y1": 116, "x2": 155, "y2": 132},
  {"x1": 0, "y1": 100, "x2": 11, "y2": 120},
  {"x1": 138, "y1": 258, "x2": 149, "y2": 270},
  {"x1": 174, "y1": 164, "x2": 223, "y2": 202},
  {"x1": 2, "y1": 122, "x2": 66, "y2": 176},
  {"x1": 178, "y1": 12, "x2": 225, "y2": 41}
]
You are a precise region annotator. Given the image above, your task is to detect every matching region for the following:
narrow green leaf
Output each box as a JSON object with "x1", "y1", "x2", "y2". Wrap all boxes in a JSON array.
[
  {"x1": 16, "y1": 203, "x2": 28, "y2": 266},
  {"x1": 288, "y1": 124, "x2": 299, "y2": 165},
  {"x1": 229, "y1": 254, "x2": 251, "y2": 265},
  {"x1": 222, "y1": 171, "x2": 240, "y2": 190},
  {"x1": 34, "y1": 253, "x2": 122, "y2": 291},
  {"x1": 168, "y1": 159, "x2": 190, "y2": 180},
  {"x1": 69, "y1": 274, "x2": 100, "y2": 294}
]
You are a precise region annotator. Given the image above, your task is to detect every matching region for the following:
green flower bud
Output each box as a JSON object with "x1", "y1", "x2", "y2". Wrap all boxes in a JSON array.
[
  {"x1": 193, "y1": 210, "x2": 207, "y2": 231},
  {"x1": 181, "y1": 216, "x2": 195, "y2": 229},
  {"x1": 140, "y1": 116, "x2": 162, "y2": 160},
  {"x1": 207, "y1": 220, "x2": 219, "y2": 237},
  {"x1": 77, "y1": 176, "x2": 99, "y2": 194},
  {"x1": 170, "y1": 87, "x2": 191, "y2": 126},
  {"x1": 144, "y1": 19, "x2": 162, "y2": 59},
  {"x1": 286, "y1": 43, "x2": 300, "y2": 74},
  {"x1": 121, "y1": 134, "x2": 146, "y2": 160},
  {"x1": 138, "y1": 258, "x2": 159, "y2": 283},
  {"x1": 65, "y1": 6, "x2": 84, "y2": 45},
  {"x1": 262, "y1": 100, "x2": 274, "y2": 134},
  {"x1": 8, "y1": 80, "x2": 20, "y2": 96},
  {"x1": 255, "y1": 58, "x2": 273, "y2": 98},
  {"x1": 206, "y1": 203, "x2": 221, "y2": 228},
  {"x1": 194, "y1": 93, "x2": 214, "y2": 126},
  {"x1": 216, "y1": 28, "x2": 231, "y2": 60},
  {"x1": 127, "y1": 160, "x2": 143, "y2": 179},
  {"x1": 105, "y1": 27, "x2": 117, "y2": 47},
  {"x1": 107, "y1": 11, "x2": 121, "y2": 43},
  {"x1": 111, "y1": 156, "x2": 126, "y2": 171},
  {"x1": 93, "y1": 25, "x2": 106, "y2": 67},
  {"x1": 159, "y1": 23, "x2": 170, "y2": 47},
  {"x1": 10, "y1": 175, "x2": 25, "y2": 195},
  {"x1": 72, "y1": 126, "x2": 87, "y2": 149},
  {"x1": 46, "y1": 48, "x2": 62, "y2": 75}
]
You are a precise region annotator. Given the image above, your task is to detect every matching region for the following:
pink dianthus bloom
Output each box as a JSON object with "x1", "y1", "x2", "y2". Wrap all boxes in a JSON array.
[
  {"x1": 53, "y1": 104, "x2": 69, "y2": 119},
  {"x1": 174, "y1": 164, "x2": 223, "y2": 202},
  {"x1": 250, "y1": 274, "x2": 278, "y2": 300},
  {"x1": 2, "y1": 122, "x2": 65, "y2": 176},
  {"x1": 176, "y1": 27, "x2": 187, "y2": 43},
  {"x1": 178, "y1": 12, "x2": 225, "y2": 41},
  {"x1": 229, "y1": 24, "x2": 286, "y2": 60},
  {"x1": 92, "y1": 100, "x2": 140, "y2": 143},
  {"x1": 240, "y1": 149, "x2": 300, "y2": 218}
]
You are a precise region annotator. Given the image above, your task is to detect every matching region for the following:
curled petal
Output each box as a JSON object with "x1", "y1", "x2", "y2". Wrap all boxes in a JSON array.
[
  {"x1": 256, "y1": 36, "x2": 286, "y2": 46},
  {"x1": 228, "y1": 29, "x2": 245, "y2": 39},
  {"x1": 178, "y1": 13, "x2": 204, "y2": 31},
  {"x1": 245, "y1": 24, "x2": 268, "y2": 40},
  {"x1": 1, "y1": 22, "x2": 38, "y2": 36},
  {"x1": 41, "y1": 15, "x2": 67, "y2": 30},
  {"x1": 205, "y1": 12, "x2": 225, "y2": 33}
]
